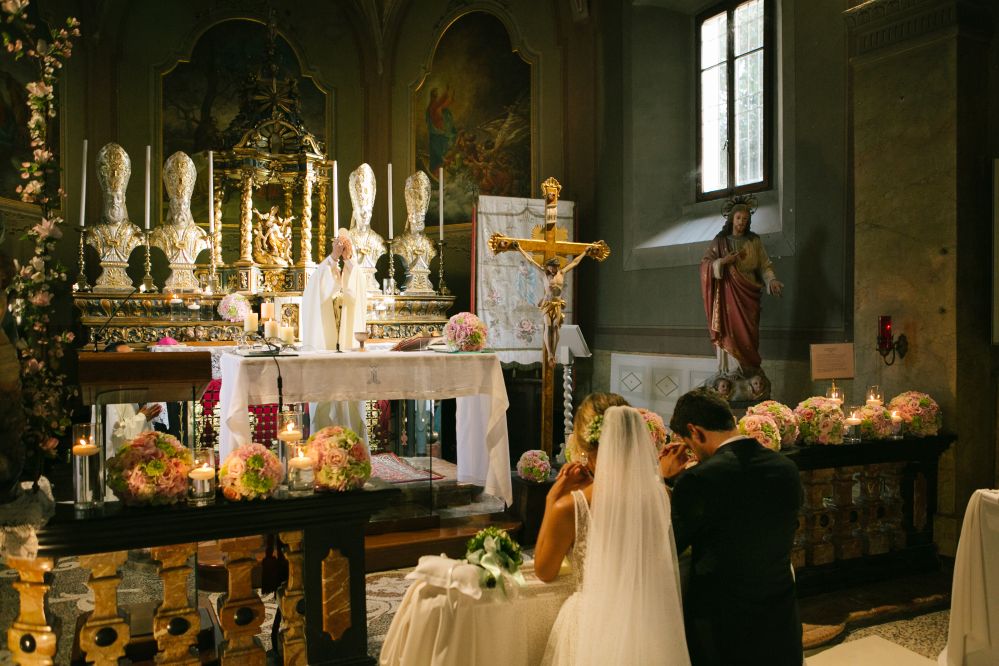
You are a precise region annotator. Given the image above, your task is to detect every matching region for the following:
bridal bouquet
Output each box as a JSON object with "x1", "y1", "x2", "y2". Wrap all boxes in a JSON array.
[
  {"x1": 219, "y1": 443, "x2": 283, "y2": 501},
  {"x1": 516, "y1": 450, "x2": 552, "y2": 483},
  {"x1": 738, "y1": 414, "x2": 782, "y2": 451},
  {"x1": 444, "y1": 312, "x2": 488, "y2": 352},
  {"x1": 107, "y1": 432, "x2": 192, "y2": 506},
  {"x1": 638, "y1": 408, "x2": 669, "y2": 453},
  {"x1": 465, "y1": 527, "x2": 525, "y2": 592},
  {"x1": 888, "y1": 391, "x2": 941, "y2": 436},
  {"x1": 856, "y1": 404, "x2": 893, "y2": 440},
  {"x1": 307, "y1": 425, "x2": 371, "y2": 491},
  {"x1": 745, "y1": 400, "x2": 800, "y2": 448},
  {"x1": 793, "y1": 397, "x2": 845, "y2": 445},
  {"x1": 217, "y1": 292, "x2": 251, "y2": 323}
]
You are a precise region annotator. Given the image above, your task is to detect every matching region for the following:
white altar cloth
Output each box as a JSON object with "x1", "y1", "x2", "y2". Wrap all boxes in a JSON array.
[{"x1": 218, "y1": 350, "x2": 512, "y2": 504}]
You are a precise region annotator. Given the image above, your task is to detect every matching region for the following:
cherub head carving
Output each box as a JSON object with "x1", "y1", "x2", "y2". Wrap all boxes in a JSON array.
[
  {"x1": 348, "y1": 163, "x2": 376, "y2": 229},
  {"x1": 404, "y1": 171, "x2": 431, "y2": 233}
]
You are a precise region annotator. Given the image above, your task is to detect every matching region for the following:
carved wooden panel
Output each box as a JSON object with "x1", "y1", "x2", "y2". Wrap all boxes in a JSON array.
[{"x1": 321, "y1": 548, "x2": 351, "y2": 641}]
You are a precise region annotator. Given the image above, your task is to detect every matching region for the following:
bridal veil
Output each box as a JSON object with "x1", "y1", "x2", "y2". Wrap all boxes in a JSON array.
[{"x1": 575, "y1": 406, "x2": 689, "y2": 665}]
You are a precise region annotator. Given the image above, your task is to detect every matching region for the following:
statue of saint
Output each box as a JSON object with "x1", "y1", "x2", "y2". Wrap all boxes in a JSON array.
[
  {"x1": 396, "y1": 170, "x2": 436, "y2": 294},
  {"x1": 88, "y1": 143, "x2": 143, "y2": 290},
  {"x1": 150, "y1": 151, "x2": 208, "y2": 291},
  {"x1": 252, "y1": 205, "x2": 294, "y2": 266},
  {"x1": 347, "y1": 163, "x2": 386, "y2": 294},
  {"x1": 701, "y1": 196, "x2": 783, "y2": 378}
]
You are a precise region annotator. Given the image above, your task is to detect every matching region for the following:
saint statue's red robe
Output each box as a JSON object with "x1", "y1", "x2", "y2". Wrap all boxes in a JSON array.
[{"x1": 701, "y1": 234, "x2": 774, "y2": 371}]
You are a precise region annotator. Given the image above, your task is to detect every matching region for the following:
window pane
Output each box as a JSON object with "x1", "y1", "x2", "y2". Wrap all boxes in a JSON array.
[
  {"x1": 734, "y1": 0, "x2": 763, "y2": 57},
  {"x1": 701, "y1": 63, "x2": 728, "y2": 192},
  {"x1": 735, "y1": 51, "x2": 763, "y2": 186},
  {"x1": 700, "y1": 12, "x2": 727, "y2": 69}
]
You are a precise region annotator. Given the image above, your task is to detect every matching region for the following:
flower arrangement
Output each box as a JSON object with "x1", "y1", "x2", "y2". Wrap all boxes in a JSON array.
[
  {"x1": 856, "y1": 404, "x2": 892, "y2": 440},
  {"x1": 516, "y1": 449, "x2": 552, "y2": 483},
  {"x1": 582, "y1": 414, "x2": 603, "y2": 444},
  {"x1": 888, "y1": 391, "x2": 942, "y2": 437},
  {"x1": 218, "y1": 443, "x2": 283, "y2": 501},
  {"x1": 738, "y1": 414, "x2": 782, "y2": 451},
  {"x1": 793, "y1": 397, "x2": 845, "y2": 445},
  {"x1": 306, "y1": 425, "x2": 371, "y2": 491},
  {"x1": 2, "y1": 0, "x2": 80, "y2": 476},
  {"x1": 637, "y1": 408, "x2": 669, "y2": 453},
  {"x1": 107, "y1": 432, "x2": 192, "y2": 506},
  {"x1": 465, "y1": 526, "x2": 525, "y2": 590},
  {"x1": 217, "y1": 292, "x2": 251, "y2": 323},
  {"x1": 745, "y1": 401, "x2": 800, "y2": 448},
  {"x1": 443, "y1": 312, "x2": 488, "y2": 352}
]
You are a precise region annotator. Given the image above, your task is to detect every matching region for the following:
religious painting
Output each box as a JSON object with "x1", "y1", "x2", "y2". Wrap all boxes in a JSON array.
[
  {"x1": 413, "y1": 11, "x2": 533, "y2": 227},
  {"x1": 160, "y1": 19, "x2": 328, "y2": 223}
]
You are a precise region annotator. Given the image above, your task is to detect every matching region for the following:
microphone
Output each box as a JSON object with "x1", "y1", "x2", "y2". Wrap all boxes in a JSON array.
[{"x1": 91, "y1": 285, "x2": 140, "y2": 352}]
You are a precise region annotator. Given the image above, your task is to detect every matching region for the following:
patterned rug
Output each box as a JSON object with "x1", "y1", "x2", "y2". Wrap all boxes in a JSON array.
[{"x1": 371, "y1": 453, "x2": 445, "y2": 484}]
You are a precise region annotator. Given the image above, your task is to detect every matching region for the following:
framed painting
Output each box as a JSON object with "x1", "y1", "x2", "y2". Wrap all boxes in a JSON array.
[{"x1": 412, "y1": 10, "x2": 534, "y2": 228}]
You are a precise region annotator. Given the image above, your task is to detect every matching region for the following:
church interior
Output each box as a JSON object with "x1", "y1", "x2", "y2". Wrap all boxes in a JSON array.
[{"x1": 1, "y1": 0, "x2": 998, "y2": 664}]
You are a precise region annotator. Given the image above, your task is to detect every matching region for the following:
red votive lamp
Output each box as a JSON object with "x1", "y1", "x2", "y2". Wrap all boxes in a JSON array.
[{"x1": 877, "y1": 315, "x2": 893, "y2": 355}]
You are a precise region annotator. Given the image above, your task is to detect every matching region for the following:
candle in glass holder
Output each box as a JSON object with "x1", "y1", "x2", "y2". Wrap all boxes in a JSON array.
[
  {"x1": 261, "y1": 302, "x2": 275, "y2": 321},
  {"x1": 866, "y1": 385, "x2": 883, "y2": 407},
  {"x1": 169, "y1": 294, "x2": 184, "y2": 320},
  {"x1": 188, "y1": 449, "x2": 216, "y2": 506},
  {"x1": 279, "y1": 325, "x2": 296, "y2": 345},
  {"x1": 263, "y1": 319, "x2": 280, "y2": 340},
  {"x1": 844, "y1": 408, "x2": 862, "y2": 444},
  {"x1": 244, "y1": 312, "x2": 259, "y2": 333},
  {"x1": 889, "y1": 410, "x2": 903, "y2": 440},
  {"x1": 277, "y1": 412, "x2": 304, "y2": 481},
  {"x1": 72, "y1": 424, "x2": 102, "y2": 511},
  {"x1": 287, "y1": 446, "x2": 314, "y2": 496}
]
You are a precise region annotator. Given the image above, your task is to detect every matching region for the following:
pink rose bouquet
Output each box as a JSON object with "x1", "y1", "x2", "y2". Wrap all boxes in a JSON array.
[
  {"x1": 219, "y1": 443, "x2": 283, "y2": 501},
  {"x1": 444, "y1": 312, "x2": 488, "y2": 352},
  {"x1": 793, "y1": 397, "x2": 845, "y2": 445},
  {"x1": 516, "y1": 450, "x2": 552, "y2": 483},
  {"x1": 637, "y1": 408, "x2": 669, "y2": 453},
  {"x1": 888, "y1": 391, "x2": 942, "y2": 437},
  {"x1": 856, "y1": 404, "x2": 892, "y2": 440},
  {"x1": 738, "y1": 414, "x2": 782, "y2": 451},
  {"x1": 307, "y1": 426, "x2": 371, "y2": 491},
  {"x1": 107, "y1": 432, "x2": 192, "y2": 506},
  {"x1": 217, "y1": 292, "x2": 252, "y2": 323},
  {"x1": 745, "y1": 400, "x2": 800, "y2": 447}
]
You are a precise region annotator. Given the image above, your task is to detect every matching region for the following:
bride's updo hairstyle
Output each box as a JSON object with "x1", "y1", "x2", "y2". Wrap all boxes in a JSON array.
[{"x1": 573, "y1": 392, "x2": 629, "y2": 455}]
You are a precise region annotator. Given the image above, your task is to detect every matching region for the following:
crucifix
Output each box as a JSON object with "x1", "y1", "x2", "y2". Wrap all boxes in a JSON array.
[{"x1": 488, "y1": 177, "x2": 610, "y2": 455}]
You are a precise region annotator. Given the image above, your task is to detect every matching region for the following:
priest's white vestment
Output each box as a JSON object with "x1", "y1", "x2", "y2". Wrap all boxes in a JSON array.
[{"x1": 301, "y1": 253, "x2": 369, "y2": 441}]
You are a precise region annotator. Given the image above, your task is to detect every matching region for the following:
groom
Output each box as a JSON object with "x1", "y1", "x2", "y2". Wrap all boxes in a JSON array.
[{"x1": 661, "y1": 388, "x2": 803, "y2": 666}]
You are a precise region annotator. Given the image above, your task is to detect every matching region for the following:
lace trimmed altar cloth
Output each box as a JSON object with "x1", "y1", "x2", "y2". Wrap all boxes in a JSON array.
[
  {"x1": 475, "y1": 195, "x2": 575, "y2": 365},
  {"x1": 218, "y1": 349, "x2": 513, "y2": 504}
]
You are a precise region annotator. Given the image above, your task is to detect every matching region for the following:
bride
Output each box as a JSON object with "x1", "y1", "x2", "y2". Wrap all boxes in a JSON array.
[{"x1": 535, "y1": 394, "x2": 689, "y2": 665}]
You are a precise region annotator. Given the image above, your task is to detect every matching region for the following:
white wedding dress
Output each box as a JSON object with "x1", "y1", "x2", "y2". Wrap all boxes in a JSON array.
[{"x1": 542, "y1": 406, "x2": 691, "y2": 666}]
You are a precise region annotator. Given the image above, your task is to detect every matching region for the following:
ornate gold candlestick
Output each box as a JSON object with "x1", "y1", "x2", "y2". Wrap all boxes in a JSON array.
[
  {"x1": 386, "y1": 238, "x2": 397, "y2": 295},
  {"x1": 436, "y1": 239, "x2": 450, "y2": 296},
  {"x1": 141, "y1": 230, "x2": 156, "y2": 293},
  {"x1": 75, "y1": 227, "x2": 90, "y2": 292}
]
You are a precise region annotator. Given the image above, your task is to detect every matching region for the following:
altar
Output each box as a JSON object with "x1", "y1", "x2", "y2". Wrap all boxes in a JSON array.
[{"x1": 219, "y1": 350, "x2": 513, "y2": 504}]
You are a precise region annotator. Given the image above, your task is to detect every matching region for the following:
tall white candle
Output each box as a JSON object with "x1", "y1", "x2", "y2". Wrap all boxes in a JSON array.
[
  {"x1": 438, "y1": 167, "x2": 444, "y2": 240},
  {"x1": 208, "y1": 150, "x2": 214, "y2": 237},
  {"x1": 79, "y1": 139, "x2": 87, "y2": 228},
  {"x1": 387, "y1": 162, "x2": 393, "y2": 239},
  {"x1": 144, "y1": 145, "x2": 151, "y2": 230},
  {"x1": 332, "y1": 160, "x2": 339, "y2": 232}
]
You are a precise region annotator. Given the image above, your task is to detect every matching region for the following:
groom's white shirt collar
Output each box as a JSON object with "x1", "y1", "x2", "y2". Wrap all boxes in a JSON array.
[{"x1": 717, "y1": 434, "x2": 745, "y2": 450}]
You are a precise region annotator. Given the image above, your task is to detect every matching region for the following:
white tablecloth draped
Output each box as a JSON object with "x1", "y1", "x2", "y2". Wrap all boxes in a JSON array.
[
  {"x1": 939, "y1": 488, "x2": 999, "y2": 666},
  {"x1": 218, "y1": 350, "x2": 512, "y2": 504}
]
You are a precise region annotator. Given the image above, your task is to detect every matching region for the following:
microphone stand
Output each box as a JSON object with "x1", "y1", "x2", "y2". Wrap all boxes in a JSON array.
[{"x1": 91, "y1": 286, "x2": 141, "y2": 351}]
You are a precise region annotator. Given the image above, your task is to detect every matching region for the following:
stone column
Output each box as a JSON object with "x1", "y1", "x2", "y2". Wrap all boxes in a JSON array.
[{"x1": 845, "y1": 0, "x2": 994, "y2": 556}]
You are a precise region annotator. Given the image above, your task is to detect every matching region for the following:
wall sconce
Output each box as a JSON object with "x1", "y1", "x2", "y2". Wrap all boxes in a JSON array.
[{"x1": 877, "y1": 315, "x2": 908, "y2": 366}]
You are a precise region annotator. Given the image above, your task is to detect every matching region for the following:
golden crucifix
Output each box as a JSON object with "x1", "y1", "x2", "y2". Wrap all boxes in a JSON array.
[{"x1": 488, "y1": 177, "x2": 610, "y2": 455}]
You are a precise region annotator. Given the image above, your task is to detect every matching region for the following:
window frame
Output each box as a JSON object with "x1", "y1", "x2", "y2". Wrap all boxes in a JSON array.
[{"x1": 695, "y1": 0, "x2": 774, "y2": 202}]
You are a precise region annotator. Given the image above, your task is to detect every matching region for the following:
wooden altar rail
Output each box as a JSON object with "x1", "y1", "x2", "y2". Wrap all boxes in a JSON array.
[
  {"x1": 782, "y1": 434, "x2": 953, "y2": 596},
  {"x1": 4, "y1": 482, "x2": 398, "y2": 666}
]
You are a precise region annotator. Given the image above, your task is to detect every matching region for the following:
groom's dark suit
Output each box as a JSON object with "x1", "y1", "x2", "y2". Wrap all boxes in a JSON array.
[{"x1": 672, "y1": 436, "x2": 803, "y2": 666}]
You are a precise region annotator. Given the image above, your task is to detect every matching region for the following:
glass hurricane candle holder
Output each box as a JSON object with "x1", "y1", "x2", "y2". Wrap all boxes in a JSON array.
[
  {"x1": 188, "y1": 448, "x2": 216, "y2": 506},
  {"x1": 866, "y1": 385, "x2": 883, "y2": 408},
  {"x1": 889, "y1": 410, "x2": 903, "y2": 440},
  {"x1": 287, "y1": 445, "x2": 314, "y2": 497},
  {"x1": 843, "y1": 406, "x2": 862, "y2": 444},
  {"x1": 168, "y1": 294, "x2": 184, "y2": 321},
  {"x1": 825, "y1": 380, "x2": 844, "y2": 406},
  {"x1": 276, "y1": 411, "x2": 304, "y2": 480},
  {"x1": 72, "y1": 423, "x2": 103, "y2": 511}
]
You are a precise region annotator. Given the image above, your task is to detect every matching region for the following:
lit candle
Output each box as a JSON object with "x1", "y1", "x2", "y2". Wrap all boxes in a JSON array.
[
  {"x1": 866, "y1": 398, "x2": 882, "y2": 407},
  {"x1": 79, "y1": 139, "x2": 87, "y2": 228},
  {"x1": 188, "y1": 464, "x2": 215, "y2": 481},
  {"x1": 844, "y1": 414, "x2": 862, "y2": 427},
  {"x1": 260, "y1": 302, "x2": 275, "y2": 321},
  {"x1": 187, "y1": 301, "x2": 201, "y2": 311},
  {"x1": 243, "y1": 312, "x2": 258, "y2": 333},
  {"x1": 144, "y1": 145, "x2": 151, "y2": 230},
  {"x1": 288, "y1": 452, "x2": 312, "y2": 470},
  {"x1": 263, "y1": 319, "x2": 280, "y2": 339},
  {"x1": 387, "y1": 162, "x2": 393, "y2": 239},
  {"x1": 72, "y1": 438, "x2": 99, "y2": 457},
  {"x1": 890, "y1": 410, "x2": 902, "y2": 424},
  {"x1": 438, "y1": 167, "x2": 444, "y2": 240},
  {"x1": 277, "y1": 422, "x2": 303, "y2": 443},
  {"x1": 279, "y1": 325, "x2": 295, "y2": 344},
  {"x1": 332, "y1": 160, "x2": 339, "y2": 233},
  {"x1": 208, "y1": 150, "x2": 214, "y2": 238}
]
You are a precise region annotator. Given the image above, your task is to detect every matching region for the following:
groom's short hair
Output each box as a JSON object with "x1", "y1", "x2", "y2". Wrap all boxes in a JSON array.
[{"x1": 670, "y1": 387, "x2": 736, "y2": 436}]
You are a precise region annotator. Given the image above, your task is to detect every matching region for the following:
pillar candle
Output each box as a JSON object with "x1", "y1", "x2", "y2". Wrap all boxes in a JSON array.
[
  {"x1": 387, "y1": 162, "x2": 393, "y2": 239},
  {"x1": 263, "y1": 319, "x2": 280, "y2": 339},
  {"x1": 208, "y1": 150, "x2": 214, "y2": 236},
  {"x1": 79, "y1": 139, "x2": 87, "y2": 228},
  {"x1": 332, "y1": 160, "x2": 339, "y2": 231},
  {"x1": 144, "y1": 145, "x2": 151, "y2": 230},
  {"x1": 279, "y1": 325, "x2": 295, "y2": 344},
  {"x1": 438, "y1": 167, "x2": 444, "y2": 240},
  {"x1": 243, "y1": 312, "x2": 258, "y2": 333},
  {"x1": 260, "y1": 302, "x2": 275, "y2": 320}
]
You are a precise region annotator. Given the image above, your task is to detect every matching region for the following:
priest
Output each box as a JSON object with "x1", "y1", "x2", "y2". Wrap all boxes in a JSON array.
[{"x1": 301, "y1": 228, "x2": 369, "y2": 440}]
